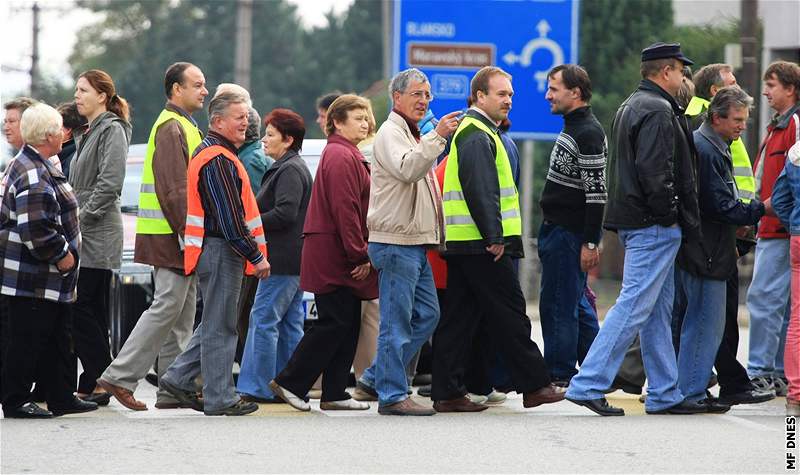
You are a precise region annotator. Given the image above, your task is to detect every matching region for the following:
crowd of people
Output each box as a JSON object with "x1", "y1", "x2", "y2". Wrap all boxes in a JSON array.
[{"x1": 0, "y1": 40, "x2": 798, "y2": 419}]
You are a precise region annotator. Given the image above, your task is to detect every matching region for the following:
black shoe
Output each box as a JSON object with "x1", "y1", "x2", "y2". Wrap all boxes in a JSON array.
[
  {"x1": 551, "y1": 379, "x2": 570, "y2": 388},
  {"x1": 417, "y1": 384, "x2": 432, "y2": 398},
  {"x1": 719, "y1": 387, "x2": 776, "y2": 406},
  {"x1": 603, "y1": 376, "x2": 642, "y2": 395},
  {"x1": 144, "y1": 373, "x2": 159, "y2": 387},
  {"x1": 79, "y1": 392, "x2": 111, "y2": 406},
  {"x1": 646, "y1": 399, "x2": 708, "y2": 415},
  {"x1": 412, "y1": 373, "x2": 432, "y2": 386},
  {"x1": 240, "y1": 394, "x2": 281, "y2": 404},
  {"x1": 48, "y1": 397, "x2": 99, "y2": 416},
  {"x1": 204, "y1": 399, "x2": 258, "y2": 416},
  {"x1": 160, "y1": 379, "x2": 204, "y2": 412},
  {"x1": 566, "y1": 397, "x2": 625, "y2": 416},
  {"x1": 3, "y1": 402, "x2": 53, "y2": 419},
  {"x1": 700, "y1": 398, "x2": 731, "y2": 413}
]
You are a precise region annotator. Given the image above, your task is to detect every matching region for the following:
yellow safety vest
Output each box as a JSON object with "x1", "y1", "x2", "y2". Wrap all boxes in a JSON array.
[
  {"x1": 136, "y1": 109, "x2": 203, "y2": 234},
  {"x1": 686, "y1": 96, "x2": 756, "y2": 203},
  {"x1": 442, "y1": 115, "x2": 521, "y2": 241}
]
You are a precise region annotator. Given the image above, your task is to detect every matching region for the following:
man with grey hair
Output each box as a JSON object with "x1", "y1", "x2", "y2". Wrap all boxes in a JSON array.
[
  {"x1": 353, "y1": 68, "x2": 460, "y2": 416},
  {"x1": 673, "y1": 85, "x2": 766, "y2": 408},
  {"x1": 160, "y1": 92, "x2": 270, "y2": 416}
]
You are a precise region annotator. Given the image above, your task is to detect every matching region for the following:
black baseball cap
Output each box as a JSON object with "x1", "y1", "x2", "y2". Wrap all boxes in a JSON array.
[{"x1": 641, "y1": 42, "x2": 694, "y2": 66}]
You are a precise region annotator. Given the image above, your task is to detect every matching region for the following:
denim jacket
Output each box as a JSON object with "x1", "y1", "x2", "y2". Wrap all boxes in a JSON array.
[{"x1": 772, "y1": 142, "x2": 800, "y2": 236}]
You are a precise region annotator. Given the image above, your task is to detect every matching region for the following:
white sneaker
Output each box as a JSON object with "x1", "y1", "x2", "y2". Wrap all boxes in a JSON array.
[
  {"x1": 485, "y1": 390, "x2": 507, "y2": 405},
  {"x1": 468, "y1": 393, "x2": 489, "y2": 404},
  {"x1": 268, "y1": 380, "x2": 310, "y2": 412},
  {"x1": 320, "y1": 399, "x2": 370, "y2": 410}
]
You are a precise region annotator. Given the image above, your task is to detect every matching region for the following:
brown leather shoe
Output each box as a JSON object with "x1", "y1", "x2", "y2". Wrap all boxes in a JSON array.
[
  {"x1": 523, "y1": 383, "x2": 567, "y2": 408},
  {"x1": 96, "y1": 378, "x2": 147, "y2": 411},
  {"x1": 433, "y1": 395, "x2": 489, "y2": 413},
  {"x1": 378, "y1": 398, "x2": 436, "y2": 416}
]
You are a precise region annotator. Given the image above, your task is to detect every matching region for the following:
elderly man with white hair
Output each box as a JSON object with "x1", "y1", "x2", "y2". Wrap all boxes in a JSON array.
[{"x1": 0, "y1": 103, "x2": 97, "y2": 418}]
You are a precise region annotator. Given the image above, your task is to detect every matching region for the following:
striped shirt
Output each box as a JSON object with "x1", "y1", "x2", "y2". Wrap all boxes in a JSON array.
[{"x1": 196, "y1": 132, "x2": 263, "y2": 265}]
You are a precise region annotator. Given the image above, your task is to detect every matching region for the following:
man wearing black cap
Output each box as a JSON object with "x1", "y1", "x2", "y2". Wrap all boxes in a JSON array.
[{"x1": 566, "y1": 43, "x2": 707, "y2": 416}]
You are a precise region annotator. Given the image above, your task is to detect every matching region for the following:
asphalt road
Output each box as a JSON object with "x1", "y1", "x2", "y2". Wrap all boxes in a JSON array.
[{"x1": 1, "y1": 324, "x2": 795, "y2": 474}]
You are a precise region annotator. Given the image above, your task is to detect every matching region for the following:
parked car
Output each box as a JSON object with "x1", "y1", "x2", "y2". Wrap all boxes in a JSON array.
[{"x1": 109, "y1": 140, "x2": 326, "y2": 356}]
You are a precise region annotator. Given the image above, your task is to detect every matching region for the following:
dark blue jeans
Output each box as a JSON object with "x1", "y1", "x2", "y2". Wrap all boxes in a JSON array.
[{"x1": 537, "y1": 222, "x2": 599, "y2": 381}]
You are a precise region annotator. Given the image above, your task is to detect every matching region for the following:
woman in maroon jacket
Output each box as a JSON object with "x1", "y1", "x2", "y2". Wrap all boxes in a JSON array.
[{"x1": 270, "y1": 95, "x2": 378, "y2": 411}]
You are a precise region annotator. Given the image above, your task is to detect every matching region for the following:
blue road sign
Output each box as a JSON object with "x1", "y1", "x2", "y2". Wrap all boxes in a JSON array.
[{"x1": 393, "y1": 0, "x2": 579, "y2": 140}]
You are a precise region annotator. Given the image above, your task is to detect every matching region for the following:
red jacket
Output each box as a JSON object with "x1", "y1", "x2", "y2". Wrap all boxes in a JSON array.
[
  {"x1": 300, "y1": 133, "x2": 378, "y2": 299},
  {"x1": 754, "y1": 102, "x2": 800, "y2": 238},
  {"x1": 427, "y1": 156, "x2": 448, "y2": 289}
]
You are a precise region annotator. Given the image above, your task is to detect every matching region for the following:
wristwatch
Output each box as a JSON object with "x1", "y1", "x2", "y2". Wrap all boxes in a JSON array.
[{"x1": 584, "y1": 242, "x2": 597, "y2": 250}]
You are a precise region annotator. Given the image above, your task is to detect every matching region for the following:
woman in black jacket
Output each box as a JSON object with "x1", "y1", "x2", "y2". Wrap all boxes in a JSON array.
[{"x1": 236, "y1": 109, "x2": 313, "y2": 402}]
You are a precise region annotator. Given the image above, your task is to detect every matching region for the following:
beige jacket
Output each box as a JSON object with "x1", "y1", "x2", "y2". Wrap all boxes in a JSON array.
[{"x1": 367, "y1": 111, "x2": 447, "y2": 246}]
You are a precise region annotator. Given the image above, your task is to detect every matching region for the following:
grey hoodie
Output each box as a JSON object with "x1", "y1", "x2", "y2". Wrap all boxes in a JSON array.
[{"x1": 69, "y1": 111, "x2": 131, "y2": 269}]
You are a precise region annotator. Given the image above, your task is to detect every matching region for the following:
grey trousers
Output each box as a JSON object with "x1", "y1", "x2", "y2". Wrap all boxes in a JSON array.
[
  {"x1": 163, "y1": 238, "x2": 244, "y2": 412},
  {"x1": 101, "y1": 267, "x2": 196, "y2": 402}
]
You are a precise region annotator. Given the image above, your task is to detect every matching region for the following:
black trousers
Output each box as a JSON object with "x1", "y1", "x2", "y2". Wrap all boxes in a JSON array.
[
  {"x1": 715, "y1": 269, "x2": 753, "y2": 395},
  {"x1": 71, "y1": 267, "x2": 112, "y2": 394},
  {"x1": 432, "y1": 254, "x2": 550, "y2": 401},
  {"x1": 275, "y1": 286, "x2": 361, "y2": 402},
  {"x1": 1, "y1": 297, "x2": 75, "y2": 410}
]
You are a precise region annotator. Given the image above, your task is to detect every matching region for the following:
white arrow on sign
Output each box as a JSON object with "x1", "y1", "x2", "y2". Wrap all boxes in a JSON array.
[{"x1": 502, "y1": 19, "x2": 565, "y2": 92}]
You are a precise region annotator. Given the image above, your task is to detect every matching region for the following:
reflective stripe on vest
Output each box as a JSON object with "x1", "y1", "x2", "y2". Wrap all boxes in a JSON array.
[
  {"x1": 687, "y1": 96, "x2": 756, "y2": 203},
  {"x1": 441, "y1": 115, "x2": 522, "y2": 241},
  {"x1": 136, "y1": 109, "x2": 203, "y2": 234},
  {"x1": 730, "y1": 138, "x2": 755, "y2": 203},
  {"x1": 184, "y1": 144, "x2": 267, "y2": 276}
]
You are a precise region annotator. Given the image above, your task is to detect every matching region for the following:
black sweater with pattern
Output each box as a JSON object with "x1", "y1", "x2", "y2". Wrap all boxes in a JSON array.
[{"x1": 538, "y1": 106, "x2": 608, "y2": 243}]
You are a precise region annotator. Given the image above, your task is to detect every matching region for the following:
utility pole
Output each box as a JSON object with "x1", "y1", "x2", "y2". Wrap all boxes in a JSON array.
[
  {"x1": 234, "y1": 0, "x2": 253, "y2": 91},
  {"x1": 382, "y1": 0, "x2": 393, "y2": 79},
  {"x1": 740, "y1": 0, "x2": 760, "y2": 158},
  {"x1": 30, "y1": 2, "x2": 41, "y2": 98}
]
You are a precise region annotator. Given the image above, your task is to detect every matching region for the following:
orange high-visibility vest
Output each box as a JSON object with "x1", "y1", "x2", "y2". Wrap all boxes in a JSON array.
[{"x1": 184, "y1": 144, "x2": 267, "y2": 276}]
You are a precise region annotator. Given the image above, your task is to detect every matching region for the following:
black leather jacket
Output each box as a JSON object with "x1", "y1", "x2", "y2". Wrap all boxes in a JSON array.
[{"x1": 604, "y1": 80, "x2": 701, "y2": 241}]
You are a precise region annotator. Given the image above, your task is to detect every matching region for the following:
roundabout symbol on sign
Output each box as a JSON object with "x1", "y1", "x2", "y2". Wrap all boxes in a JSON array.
[{"x1": 502, "y1": 19, "x2": 565, "y2": 92}]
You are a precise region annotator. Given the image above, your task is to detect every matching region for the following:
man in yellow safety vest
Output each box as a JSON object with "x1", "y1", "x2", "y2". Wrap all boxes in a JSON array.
[
  {"x1": 98, "y1": 62, "x2": 208, "y2": 411},
  {"x1": 431, "y1": 66, "x2": 566, "y2": 412}
]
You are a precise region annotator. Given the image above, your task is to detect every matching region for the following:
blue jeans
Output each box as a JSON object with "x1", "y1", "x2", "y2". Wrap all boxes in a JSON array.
[
  {"x1": 675, "y1": 268, "x2": 726, "y2": 402},
  {"x1": 566, "y1": 225, "x2": 684, "y2": 412},
  {"x1": 359, "y1": 243, "x2": 439, "y2": 406},
  {"x1": 747, "y1": 238, "x2": 791, "y2": 378},
  {"x1": 538, "y1": 222, "x2": 600, "y2": 380},
  {"x1": 236, "y1": 275, "x2": 304, "y2": 399}
]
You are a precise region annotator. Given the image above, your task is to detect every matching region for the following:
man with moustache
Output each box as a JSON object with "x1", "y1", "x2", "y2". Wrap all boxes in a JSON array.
[
  {"x1": 565, "y1": 43, "x2": 703, "y2": 416},
  {"x1": 431, "y1": 66, "x2": 566, "y2": 412},
  {"x1": 98, "y1": 62, "x2": 209, "y2": 411}
]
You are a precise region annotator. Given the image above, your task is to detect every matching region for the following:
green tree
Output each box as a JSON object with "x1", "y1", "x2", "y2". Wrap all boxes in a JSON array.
[{"x1": 69, "y1": 0, "x2": 385, "y2": 143}]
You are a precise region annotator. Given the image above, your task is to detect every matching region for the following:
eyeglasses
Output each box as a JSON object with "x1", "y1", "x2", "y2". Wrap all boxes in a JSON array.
[{"x1": 407, "y1": 90, "x2": 434, "y2": 101}]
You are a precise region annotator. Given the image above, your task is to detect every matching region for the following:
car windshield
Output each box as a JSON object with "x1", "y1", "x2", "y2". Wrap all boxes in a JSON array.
[{"x1": 121, "y1": 163, "x2": 143, "y2": 213}]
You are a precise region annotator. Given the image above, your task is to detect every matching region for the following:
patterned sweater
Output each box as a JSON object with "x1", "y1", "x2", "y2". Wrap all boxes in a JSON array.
[
  {"x1": 0, "y1": 145, "x2": 81, "y2": 302},
  {"x1": 539, "y1": 106, "x2": 608, "y2": 243}
]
